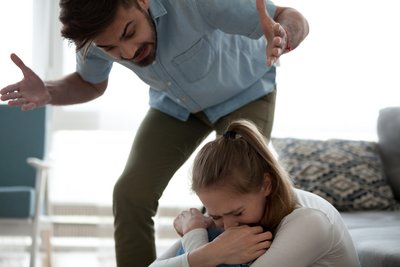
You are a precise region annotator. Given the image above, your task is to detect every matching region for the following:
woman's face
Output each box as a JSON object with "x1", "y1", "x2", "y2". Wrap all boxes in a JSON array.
[{"x1": 197, "y1": 183, "x2": 270, "y2": 229}]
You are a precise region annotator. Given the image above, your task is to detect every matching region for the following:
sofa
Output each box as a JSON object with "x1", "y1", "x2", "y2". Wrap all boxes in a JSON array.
[{"x1": 271, "y1": 107, "x2": 400, "y2": 267}]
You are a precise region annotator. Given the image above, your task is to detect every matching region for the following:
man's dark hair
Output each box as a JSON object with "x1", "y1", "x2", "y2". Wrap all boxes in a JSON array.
[{"x1": 59, "y1": 0, "x2": 138, "y2": 51}]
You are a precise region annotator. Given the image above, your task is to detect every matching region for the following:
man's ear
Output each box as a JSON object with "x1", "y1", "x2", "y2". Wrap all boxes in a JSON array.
[
  {"x1": 137, "y1": 0, "x2": 150, "y2": 10},
  {"x1": 263, "y1": 174, "x2": 272, "y2": 197}
]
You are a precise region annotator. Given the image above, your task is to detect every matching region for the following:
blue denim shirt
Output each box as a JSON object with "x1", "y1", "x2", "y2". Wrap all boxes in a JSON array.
[{"x1": 77, "y1": 0, "x2": 277, "y2": 123}]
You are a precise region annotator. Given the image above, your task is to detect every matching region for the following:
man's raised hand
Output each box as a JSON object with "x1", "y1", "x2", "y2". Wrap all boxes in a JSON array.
[
  {"x1": 0, "y1": 53, "x2": 50, "y2": 111},
  {"x1": 256, "y1": 0, "x2": 289, "y2": 66}
]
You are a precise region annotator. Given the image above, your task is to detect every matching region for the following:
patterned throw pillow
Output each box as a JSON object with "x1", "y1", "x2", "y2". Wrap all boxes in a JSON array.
[{"x1": 271, "y1": 138, "x2": 400, "y2": 211}]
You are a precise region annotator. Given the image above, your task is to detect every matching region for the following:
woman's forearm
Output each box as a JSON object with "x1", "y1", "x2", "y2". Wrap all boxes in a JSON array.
[{"x1": 187, "y1": 243, "x2": 219, "y2": 267}]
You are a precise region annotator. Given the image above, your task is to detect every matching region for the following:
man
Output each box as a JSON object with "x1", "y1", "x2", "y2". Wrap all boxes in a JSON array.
[{"x1": 0, "y1": 0, "x2": 309, "y2": 266}]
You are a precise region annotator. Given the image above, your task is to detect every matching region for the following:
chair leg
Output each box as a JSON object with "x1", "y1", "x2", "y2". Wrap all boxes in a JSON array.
[
  {"x1": 41, "y1": 227, "x2": 53, "y2": 267},
  {"x1": 30, "y1": 230, "x2": 38, "y2": 267},
  {"x1": 30, "y1": 214, "x2": 42, "y2": 267}
]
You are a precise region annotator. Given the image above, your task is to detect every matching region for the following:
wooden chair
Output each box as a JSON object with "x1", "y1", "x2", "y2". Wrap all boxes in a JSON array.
[{"x1": 0, "y1": 105, "x2": 52, "y2": 267}]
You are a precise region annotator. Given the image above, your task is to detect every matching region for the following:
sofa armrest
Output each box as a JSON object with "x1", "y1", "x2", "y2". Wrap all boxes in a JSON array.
[{"x1": 377, "y1": 107, "x2": 400, "y2": 200}]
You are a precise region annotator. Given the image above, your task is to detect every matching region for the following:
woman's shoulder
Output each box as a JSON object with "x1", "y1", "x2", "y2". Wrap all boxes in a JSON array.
[
  {"x1": 293, "y1": 188, "x2": 341, "y2": 222},
  {"x1": 287, "y1": 206, "x2": 332, "y2": 226},
  {"x1": 278, "y1": 188, "x2": 345, "y2": 233},
  {"x1": 274, "y1": 206, "x2": 336, "y2": 250}
]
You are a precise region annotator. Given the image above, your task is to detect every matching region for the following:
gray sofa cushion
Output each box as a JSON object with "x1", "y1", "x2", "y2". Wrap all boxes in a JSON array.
[
  {"x1": 272, "y1": 138, "x2": 400, "y2": 211},
  {"x1": 341, "y1": 211, "x2": 400, "y2": 267},
  {"x1": 377, "y1": 107, "x2": 400, "y2": 200}
]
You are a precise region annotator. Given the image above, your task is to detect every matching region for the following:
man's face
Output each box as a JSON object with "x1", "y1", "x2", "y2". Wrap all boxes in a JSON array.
[{"x1": 93, "y1": 1, "x2": 156, "y2": 67}]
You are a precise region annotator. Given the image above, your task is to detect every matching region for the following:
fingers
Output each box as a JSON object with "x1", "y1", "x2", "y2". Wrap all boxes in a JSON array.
[
  {"x1": 246, "y1": 225, "x2": 265, "y2": 234},
  {"x1": 252, "y1": 230, "x2": 272, "y2": 255},
  {"x1": 4, "y1": 99, "x2": 36, "y2": 111},
  {"x1": 255, "y1": 0, "x2": 278, "y2": 67},
  {"x1": 174, "y1": 208, "x2": 212, "y2": 236},
  {"x1": 10, "y1": 53, "x2": 32, "y2": 76},
  {"x1": 0, "y1": 83, "x2": 20, "y2": 98},
  {"x1": 178, "y1": 208, "x2": 201, "y2": 218},
  {"x1": 1, "y1": 90, "x2": 22, "y2": 101},
  {"x1": 0, "y1": 84, "x2": 35, "y2": 111},
  {"x1": 252, "y1": 241, "x2": 269, "y2": 257},
  {"x1": 173, "y1": 218, "x2": 184, "y2": 237},
  {"x1": 273, "y1": 23, "x2": 285, "y2": 37},
  {"x1": 266, "y1": 24, "x2": 287, "y2": 66},
  {"x1": 22, "y1": 102, "x2": 37, "y2": 111},
  {"x1": 256, "y1": 231, "x2": 273, "y2": 245},
  {"x1": 189, "y1": 208, "x2": 202, "y2": 215},
  {"x1": 247, "y1": 227, "x2": 272, "y2": 242},
  {"x1": 6, "y1": 99, "x2": 26, "y2": 107}
]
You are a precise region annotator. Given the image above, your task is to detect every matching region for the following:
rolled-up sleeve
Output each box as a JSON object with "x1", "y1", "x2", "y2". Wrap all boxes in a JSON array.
[
  {"x1": 195, "y1": 0, "x2": 276, "y2": 38},
  {"x1": 76, "y1": 47, "x2": 113, "y2": 84}
]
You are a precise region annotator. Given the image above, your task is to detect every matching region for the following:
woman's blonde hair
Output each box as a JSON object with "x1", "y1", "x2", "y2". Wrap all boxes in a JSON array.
[{"x1": 192, "y1": 120, "x2": 296, "y2": 233}]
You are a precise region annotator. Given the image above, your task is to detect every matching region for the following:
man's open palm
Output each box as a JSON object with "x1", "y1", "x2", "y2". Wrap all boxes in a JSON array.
[{"x1": 0, "y1": 53, "x2": 50, "y2": 111}]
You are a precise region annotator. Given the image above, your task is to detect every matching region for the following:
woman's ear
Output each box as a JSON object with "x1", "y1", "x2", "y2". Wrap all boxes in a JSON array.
[{"x1": 262, "y1": 174, "x2": 272, "y2": 197}]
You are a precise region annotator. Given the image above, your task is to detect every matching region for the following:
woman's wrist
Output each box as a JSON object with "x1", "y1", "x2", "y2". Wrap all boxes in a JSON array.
[
  {"x1": 181, "y1": 228, "x2": 209, "y2": 252},
  {"x1": 187, "y1": 242, "x2": 221, "y2": 267}
]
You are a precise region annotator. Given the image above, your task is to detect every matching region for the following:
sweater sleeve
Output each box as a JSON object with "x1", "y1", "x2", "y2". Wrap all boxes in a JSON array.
[
  {"x1": 149, "y1": 228, "x2": 209, "y2": 267},
  {"x1": 181, "y1": 228, "x2": 209, "y2": 252},
  {"x1": 251, "y1": 208, "x2": 334, "y2": 267}
]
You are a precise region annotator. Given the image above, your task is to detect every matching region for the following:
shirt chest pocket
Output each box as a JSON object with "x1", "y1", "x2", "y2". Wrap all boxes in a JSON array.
[{"x1": 172, "y1": 38, "x2": 216, "y2": 83}]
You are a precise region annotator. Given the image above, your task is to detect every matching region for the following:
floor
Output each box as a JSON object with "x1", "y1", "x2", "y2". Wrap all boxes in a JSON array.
[
  {"x1": 0, "y1": 237, "x2": 175, "y2": 267},
  {"x1": 0, "y1": 251, "x2": 115, "y2": 267}
]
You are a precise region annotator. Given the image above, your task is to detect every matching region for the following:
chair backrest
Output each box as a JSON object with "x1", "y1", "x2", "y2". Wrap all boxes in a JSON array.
[{"x1": 0, "y1": 105, "x2": 47, "y2": 187}]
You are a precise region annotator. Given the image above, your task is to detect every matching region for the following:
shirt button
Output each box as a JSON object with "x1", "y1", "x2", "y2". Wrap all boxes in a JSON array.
[{"x1": 166, "y1": 81, "x2": 172, "y2": 86}]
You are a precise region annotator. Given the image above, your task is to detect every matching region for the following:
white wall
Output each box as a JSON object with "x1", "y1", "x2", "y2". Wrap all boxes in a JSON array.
[{"x1": 273, "y1": 0, "x2": 400, "y2": 140}]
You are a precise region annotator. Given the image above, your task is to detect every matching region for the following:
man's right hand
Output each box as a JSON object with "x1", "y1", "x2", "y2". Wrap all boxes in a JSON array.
[{"x1": 0, "y1": 53, "x2": 51, "y2": 111}]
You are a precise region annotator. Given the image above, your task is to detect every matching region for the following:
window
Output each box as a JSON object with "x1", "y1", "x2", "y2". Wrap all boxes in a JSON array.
[
  {"x1": 0, "y1": 1, "x2": 33, "y2": 86},
  {"x1": 274, "y1": 0, "x2": 400, "y2": 140},
  {"x1": 1, "y1": 0, "x2": 399, "y2": 256}
]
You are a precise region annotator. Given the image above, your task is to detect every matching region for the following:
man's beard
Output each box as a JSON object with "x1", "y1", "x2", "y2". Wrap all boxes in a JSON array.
[{"x1": 133, "y1": 9, "x2": 157, "y2": 67}]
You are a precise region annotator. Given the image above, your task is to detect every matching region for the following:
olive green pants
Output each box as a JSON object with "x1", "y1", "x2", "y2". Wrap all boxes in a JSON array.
[{"x1": 113, "y1": 90, "x2": 276, "y2": 267}]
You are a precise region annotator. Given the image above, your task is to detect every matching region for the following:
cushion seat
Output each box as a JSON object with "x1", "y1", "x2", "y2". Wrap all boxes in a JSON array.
[
  {"x1": 0, "y1": 186, "x2": 35, "y2": 218},
  {"x1": 341, "y1": 211, "x2": 400, "y2": 267}
]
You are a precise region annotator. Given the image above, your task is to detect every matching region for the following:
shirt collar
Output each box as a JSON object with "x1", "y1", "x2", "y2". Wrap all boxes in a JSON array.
[{"x1": 149, "y1": 0, "x2": 167, "y2": 19}]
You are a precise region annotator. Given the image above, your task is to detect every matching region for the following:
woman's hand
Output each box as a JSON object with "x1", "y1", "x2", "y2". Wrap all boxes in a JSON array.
[
  {"x1": 173, "y1": 208, "x2": 214, "y2": 236},
  {"x1": 256, "y1": 0, "x2": 289, "y2": 66},
  {"x1": 0, "y1": 53, "x2": 51, "y2": 111},
  {"x1": 212, "y1": 225, "x2": 273, "y2": 264}
]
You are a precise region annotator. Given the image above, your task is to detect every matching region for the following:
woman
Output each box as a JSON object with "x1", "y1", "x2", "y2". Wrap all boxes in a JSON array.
[{"x1": 150, "y1": 120, "x2": 360, "y2": 267}]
